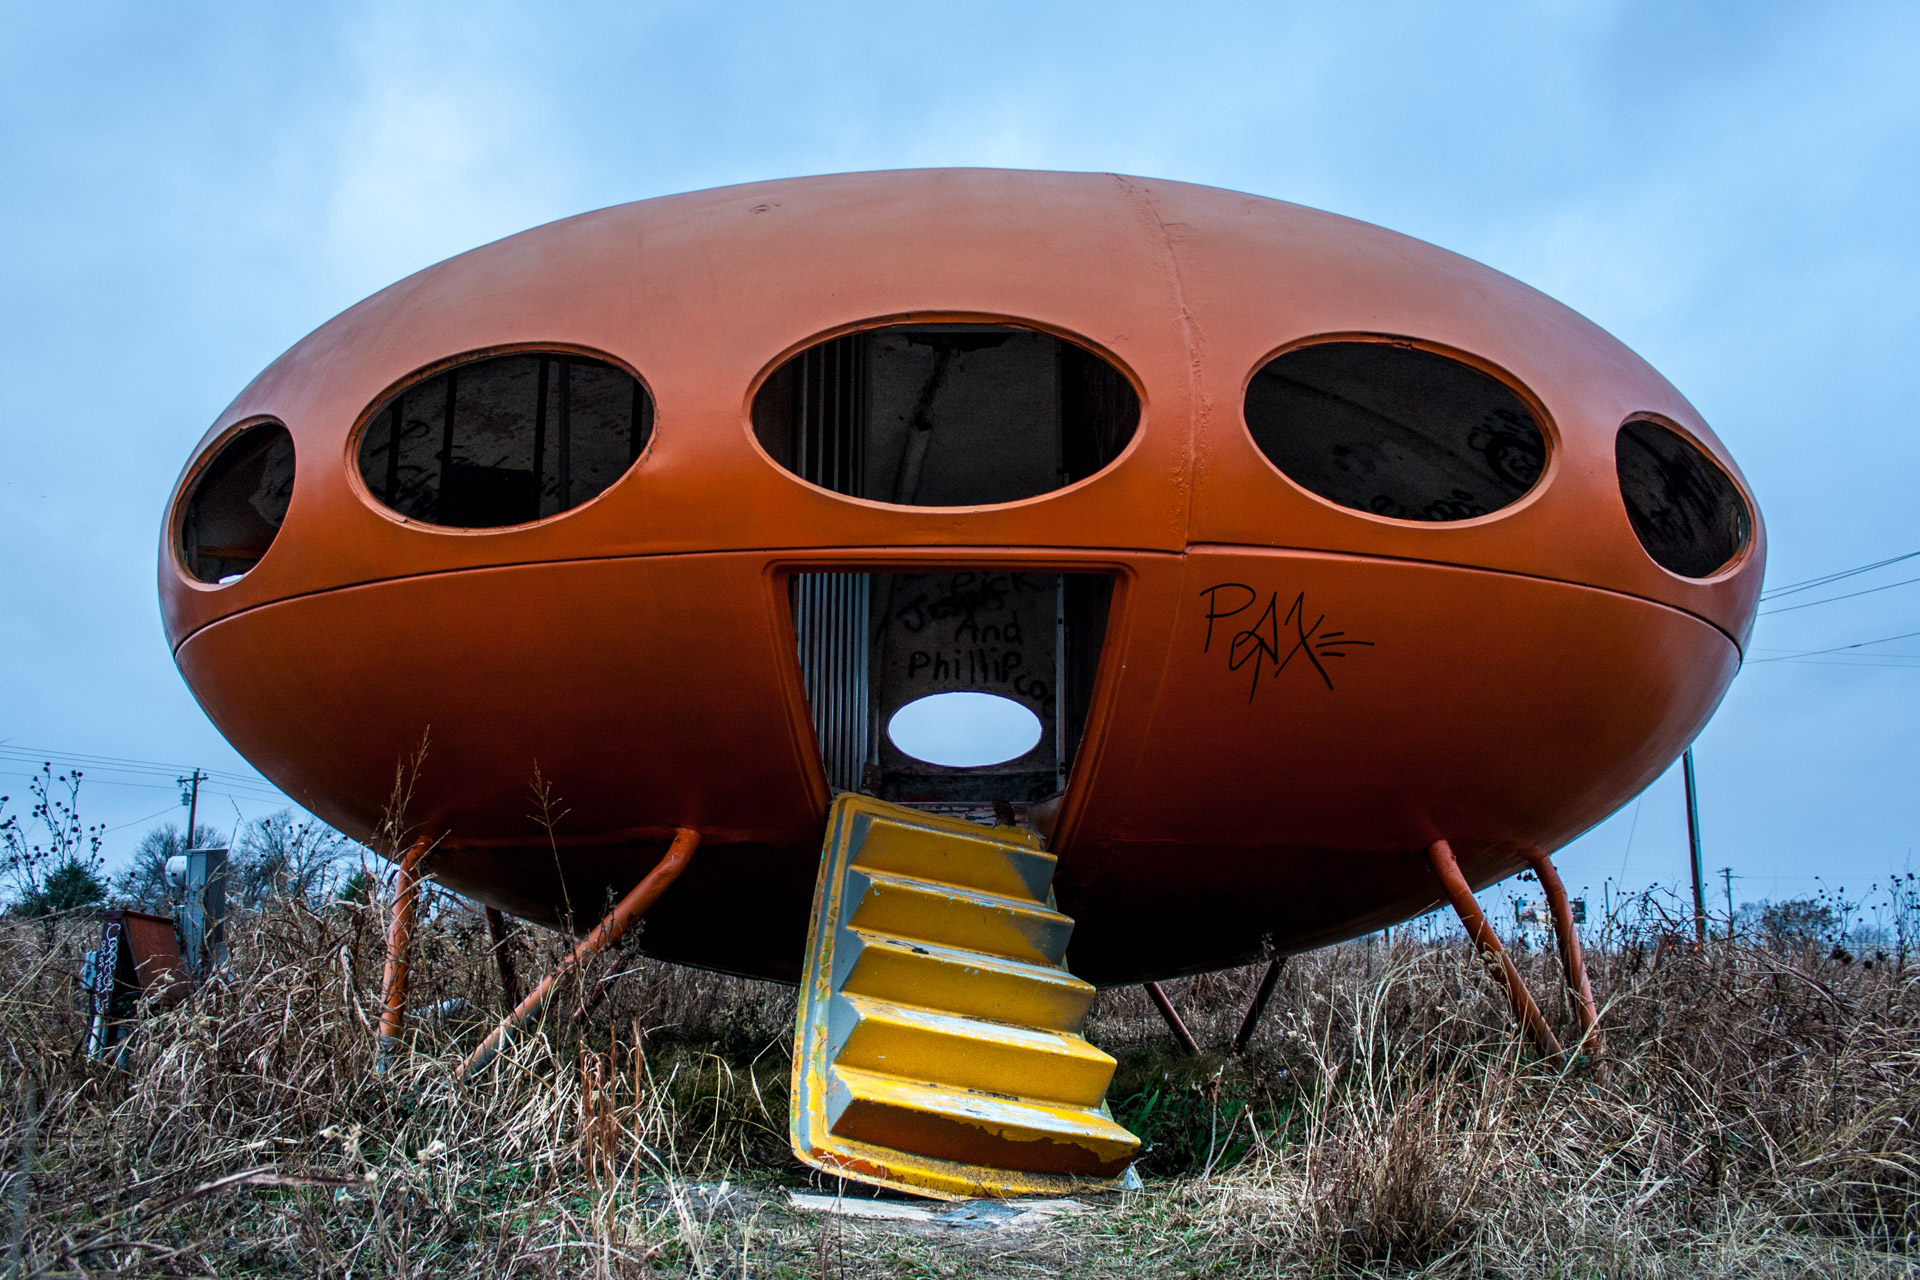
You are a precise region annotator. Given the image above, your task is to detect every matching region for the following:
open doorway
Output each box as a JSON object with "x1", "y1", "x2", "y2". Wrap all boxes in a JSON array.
[{"x1": 791, "y1": 570, "x2": 1114, "y2": 806}]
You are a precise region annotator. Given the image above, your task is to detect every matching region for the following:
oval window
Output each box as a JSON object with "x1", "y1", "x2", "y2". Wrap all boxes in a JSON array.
[
  {"x1": 887, "y1": 692, "x2": 1044, "y2": 768},
  {"x1": 179, "y1": 421, "x2": 295, "y2": 584},
  {"x1": 357, "y1": 352, "x2": 652, "y2": 528},
  {"x1": 1244, "y1": 341, "x2": 1547, "y2": 521},
  {"x1": 1616, "y1": 419, "x2": 1751, "y2": 578},
  {"x1": 751, "y1": 324, "x2": 1139, "y2": 506}
]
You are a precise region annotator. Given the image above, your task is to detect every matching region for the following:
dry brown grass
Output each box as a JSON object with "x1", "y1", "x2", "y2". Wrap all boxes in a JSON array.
[{"x1": 5, "y1": 886, "x2": 1920, "y2": 1277}]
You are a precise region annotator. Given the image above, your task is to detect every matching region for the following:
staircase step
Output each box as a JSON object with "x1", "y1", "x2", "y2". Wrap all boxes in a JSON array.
[
  {"x1": 828, "y1": 994, "x2": 1116, "y2": 1106},
  {"x1": 832, "y1": 929, "x2": 1095, "y2": 1031},
  {"x1": 792, "y1": 793, "x2": 1140, "y2": 1197},
  {"x1": 848, "y1": 817, "x2": 1056, "y2": 904},
  {"x1": 825, "y1": 1065, "x2": 1138, "y2": 1178},
  {"x1": 845, "y1": 869, "x2": 1074, "y2": 965}
]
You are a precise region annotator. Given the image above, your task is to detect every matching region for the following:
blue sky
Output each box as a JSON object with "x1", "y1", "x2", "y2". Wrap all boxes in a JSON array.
[{"x1": 2, "y1": 2, "x2": 1916, "y2": 917}]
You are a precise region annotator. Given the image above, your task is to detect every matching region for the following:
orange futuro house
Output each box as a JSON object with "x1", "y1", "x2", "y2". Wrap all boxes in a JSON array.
[{"x1": 160, "y1": 169, "x2": 1762, "y2": 991}]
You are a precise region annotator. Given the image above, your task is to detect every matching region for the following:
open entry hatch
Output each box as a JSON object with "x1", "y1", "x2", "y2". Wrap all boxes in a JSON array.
[
  {"x1": 759, "y1": 321, "x2": 1130, "y2": 807},
  {"x1": 791, "y1": 571, "x2": 1114, "y2": 805}
]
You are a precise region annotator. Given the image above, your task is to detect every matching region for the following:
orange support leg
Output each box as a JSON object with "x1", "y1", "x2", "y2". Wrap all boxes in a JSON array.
[
  {"x1": 1520, "y1": 846, "x2": 1604, "y2": 1056},
  {"x1": 1427, "y1": 839, "x2": 1563, "y2": 1059},
  {"x1": 375, "y1": 836, "x2": 434, "y2": 1071},
  {"x1": 456, "y1": 828, "x2": 699, "y2": 1081}
]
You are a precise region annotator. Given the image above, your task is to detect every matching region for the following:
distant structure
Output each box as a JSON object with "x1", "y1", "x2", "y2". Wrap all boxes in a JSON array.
[{"x1": 161, "y1": 170, "x2": 1762, "y2": 1195}]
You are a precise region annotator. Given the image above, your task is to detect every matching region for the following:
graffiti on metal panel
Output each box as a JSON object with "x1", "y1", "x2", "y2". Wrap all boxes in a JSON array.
[
  {"x1": 1199, "y1": 583, "x2": 1374, "y2": 701},
  {"x1": 884, "y1": 572, "x2": 1051, "y2": 704}
]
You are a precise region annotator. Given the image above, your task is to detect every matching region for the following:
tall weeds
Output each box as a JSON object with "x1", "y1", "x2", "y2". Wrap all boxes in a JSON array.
[{"x1": 5, "y1": 888, "x2": 1919, "y2": 1276}]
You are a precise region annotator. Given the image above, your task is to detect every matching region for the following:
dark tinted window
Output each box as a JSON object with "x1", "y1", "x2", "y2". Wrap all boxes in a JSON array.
[
  {"x1": 752, "y1": 324, "x2": 1138, "y2": 506},
  {"x1": 180, "y1": 422, "x2": 295, "y2": 583},
  {"x1": 1616, "y1": 419, "x2": 1751, "y2": 578},
  {"x1": 358, "y1": 352, "x2": 651, "y2": 528},
  {"x1": 1244, "y1": 341, "x2": 1546, "y2": 521}
]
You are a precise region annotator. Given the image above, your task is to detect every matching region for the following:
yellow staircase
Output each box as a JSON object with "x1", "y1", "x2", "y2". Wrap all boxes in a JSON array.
[{"x1": 790, "y1": 794, "x2": 1141, "y2": 1199}]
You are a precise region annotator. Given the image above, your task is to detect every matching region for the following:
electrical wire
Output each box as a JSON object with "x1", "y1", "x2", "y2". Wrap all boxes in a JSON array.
[
  {"x1": 0, "y1": 773, "x2": 289, "y2": 804},
  {"x1": 0, "y1": 747, "x2": 274, "y2": 787},
  {"x1": 1749, "y1": 627, "x2": 1920, "y2": 663},
  {"x1": 102, "y1": 804, "x2": 188, "y2": 834},
  {"x1": 1616, "y1": 794, "x2": 1644, "y2": 879},
  {"x1": 1760, "y1": 551, "x2": 1920, "y2": 601},
  {"x1": 1757, "y1": 572, "x2": 1920, "y2": 616},
  {"x1": 1758, "y1": 660, "x2": 1920, "y2": 671},
  {"x1": 0, "y1": 744, "x2": 285, "y2": 799}
]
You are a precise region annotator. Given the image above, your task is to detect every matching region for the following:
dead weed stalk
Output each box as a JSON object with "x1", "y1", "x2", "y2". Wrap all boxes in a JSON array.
[{"x1": 3, "y1": 895, "x2": 1919, "y2": 1275}]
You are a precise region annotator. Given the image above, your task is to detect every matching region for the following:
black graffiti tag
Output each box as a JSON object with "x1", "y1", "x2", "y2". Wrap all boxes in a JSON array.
[{"x1": 1199, "y1": 582, "x2": 1375, "y2": 702}]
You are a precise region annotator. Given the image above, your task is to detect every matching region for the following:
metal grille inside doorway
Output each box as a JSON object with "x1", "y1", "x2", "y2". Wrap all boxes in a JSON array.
[{"x1": 793, "y1": 572, "x2": 872, "y2": 792}]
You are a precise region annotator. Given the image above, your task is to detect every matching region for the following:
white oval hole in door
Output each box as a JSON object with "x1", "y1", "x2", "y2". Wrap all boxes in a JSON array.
[{"x1": 886, "y1": 692, "x2": 1042, "y2": 768}]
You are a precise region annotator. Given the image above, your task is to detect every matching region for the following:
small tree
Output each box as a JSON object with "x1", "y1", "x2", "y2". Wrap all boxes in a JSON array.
[
  {"x1": 231, "y1": 810, "x2": 351, "y2": 907},
  {"x1": 1760, "y1": 897, "x2": 1840, "y2": 950},
  {"x1": 335, "y1": 867, "x2": 376, "y2": 909},
  {"x1": 2, "y1": 764, "x2": 107, "y2": 917},
  {"x1": 118, "y1": 810, "x2": 354, "y2": 911}
]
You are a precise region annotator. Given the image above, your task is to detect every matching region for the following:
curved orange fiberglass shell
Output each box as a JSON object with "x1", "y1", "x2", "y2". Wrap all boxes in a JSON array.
[{"x1": 159, "y1": 170, "x2": 1763, "y2": 985}]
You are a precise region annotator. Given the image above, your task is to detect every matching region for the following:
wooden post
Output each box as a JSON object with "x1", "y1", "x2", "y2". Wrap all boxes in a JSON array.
[{"x1": 1684, "y1": 747, "x2": 1708, "y2": 944}]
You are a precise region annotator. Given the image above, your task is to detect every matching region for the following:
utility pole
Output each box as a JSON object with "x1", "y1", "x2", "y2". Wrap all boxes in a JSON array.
[
  {"x1": 175, "y1": 769, "x2": 228, "y2": 981},
  {"x1": 178, "y1": 769, "x2": 208, "y2": 852},
  {"x1": 1722, "y1": 866, "x2": 1736, "y2": 942},
  {"x1": 1683, "y1": 748, "x2": 1708, "y2": 944}
]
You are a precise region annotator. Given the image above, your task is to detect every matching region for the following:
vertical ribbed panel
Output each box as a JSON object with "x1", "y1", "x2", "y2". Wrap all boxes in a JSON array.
[
  {"x1": 790, "y1": 332, "x2": 871, "y2": 792},
  {"x1": 795, "y1": 573, "x2": 871, "y2": 792},
  {"x1": 793, "y1": 334, "x2": 865, "y2": 498}
]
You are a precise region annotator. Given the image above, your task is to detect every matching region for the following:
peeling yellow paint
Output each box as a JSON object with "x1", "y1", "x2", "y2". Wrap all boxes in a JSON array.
[{"x1": 790, "y1": 795, "x2": 1141, "y2": 1200}]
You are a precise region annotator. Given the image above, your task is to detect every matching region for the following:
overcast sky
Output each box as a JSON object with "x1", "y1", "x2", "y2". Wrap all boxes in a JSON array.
[{"x1": 2, "y1": 2, "x2": 1916, "y2": 919}]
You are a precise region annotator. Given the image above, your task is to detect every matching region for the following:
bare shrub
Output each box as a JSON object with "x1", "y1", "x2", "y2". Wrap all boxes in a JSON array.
[{"x1": 1, "y1": 764, "x2": 106, "y2": 917}]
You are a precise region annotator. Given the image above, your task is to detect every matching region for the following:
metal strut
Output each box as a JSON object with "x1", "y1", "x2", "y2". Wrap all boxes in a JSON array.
[
  {"x1": 1426, "y1": 839, "x2": 1563, "y2": 1059},
  {"x1": 456, "y1": 828, "x2": 700, "y2": 1081},
  {"x1": 1232, "y1": 957, "x2": 1287, "y2": 1055},
  {"x1": 1520, "y1": 845, "x2": 1604, "y2": 1055},
  {"x1": 376, "y1": 836, "x2": 434, "y2": 1071},
  {"x1": 1144, "y1": 981, "x2": 1201, "y2": 1056},
  {"x1": 485, "y1": 906, "x2": 519, "y2": 1008}
]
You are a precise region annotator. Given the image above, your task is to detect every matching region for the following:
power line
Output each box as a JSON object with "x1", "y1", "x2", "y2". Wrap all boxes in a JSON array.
[
  {"x1": 1760, "y1": 551, "x2": 1920, "y2": 601},
  {"x1": 0, "y1": 744, "x2": 285, "y2": 799},
  {"x1": 1750, "y1": 628, "x2": 1920, "y2": 663},
  {"x1": 102, "y1": 804, "x2": 185, "y2": 835},
  {"x1": 1758, "y1": 572, "x2": 1920, "y2": 616},
  {"x1": 1754, "y1": 659, "x2": 1920, "y2": 669},
  {"x1": 0, "y1": 744, "x2": 274, "y2": 787},
  {"x1": 0, "y1": 770, "x2": 285, "y2": 801}
]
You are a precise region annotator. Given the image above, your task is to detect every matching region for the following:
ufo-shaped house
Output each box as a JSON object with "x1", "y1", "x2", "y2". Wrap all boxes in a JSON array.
[{"x1": 162, "y1": 170, "x2": 1761, "y2": 1195}]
